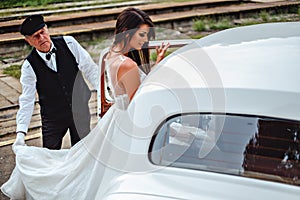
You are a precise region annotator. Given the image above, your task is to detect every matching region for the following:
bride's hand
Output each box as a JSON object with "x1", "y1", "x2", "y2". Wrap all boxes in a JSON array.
[{"x1": 156, "y1": 42, "x2": 170, "y2": 64}]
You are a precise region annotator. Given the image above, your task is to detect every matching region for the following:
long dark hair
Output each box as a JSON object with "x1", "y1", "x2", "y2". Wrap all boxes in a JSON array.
[{"x1": 113, "y1": 7, "x2": 155, "y2": 74}]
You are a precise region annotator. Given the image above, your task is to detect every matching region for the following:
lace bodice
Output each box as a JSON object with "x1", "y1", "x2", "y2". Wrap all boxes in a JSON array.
[{"x1": 105, "y1": 53, "x2": 146, "y2": 110}]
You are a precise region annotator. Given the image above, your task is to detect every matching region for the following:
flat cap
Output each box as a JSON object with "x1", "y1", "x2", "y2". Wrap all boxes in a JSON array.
[{"x1": 20, "y1": 15, "x2": 46, "y2": 36}]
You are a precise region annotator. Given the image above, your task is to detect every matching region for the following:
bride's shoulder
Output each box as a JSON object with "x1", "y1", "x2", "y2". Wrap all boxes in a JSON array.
[
  {"x1": 117, "y1": 56, "x2": 139, "y2": 80},
  {"x1": 119, "y1": 56, "x2": 138, "y2": 70}
]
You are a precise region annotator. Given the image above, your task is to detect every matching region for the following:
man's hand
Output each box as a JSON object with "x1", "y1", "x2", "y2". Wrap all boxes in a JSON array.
[{"x1": 13, "y1": 132, "x2": 26, "y2": 147}]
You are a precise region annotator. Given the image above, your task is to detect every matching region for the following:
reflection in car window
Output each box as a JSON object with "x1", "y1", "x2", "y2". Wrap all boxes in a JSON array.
[{"x1": 149, "y1": 114, "x2": 300, "y2": 186}]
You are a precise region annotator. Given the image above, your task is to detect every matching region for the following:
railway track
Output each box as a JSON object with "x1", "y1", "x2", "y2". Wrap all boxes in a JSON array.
[
  {"x1": 0, "y1": 0, "x2": 299, "y2": 54},
  {"x1": 0, "y1": 0, "x2": 299, "y2": 146},
  {"x1": 0, "y1": 0, "x2": 148, "y2": 22}
]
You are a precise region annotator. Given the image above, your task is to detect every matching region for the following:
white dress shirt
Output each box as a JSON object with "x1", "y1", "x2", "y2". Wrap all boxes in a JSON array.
[{"x1": 16, "y1": 36, "x2": 99, "y2": 133}]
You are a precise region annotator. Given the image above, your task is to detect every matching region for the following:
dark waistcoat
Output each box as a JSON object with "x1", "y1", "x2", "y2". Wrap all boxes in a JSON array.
[{"x1": 27, "y1": 36, "x2": 91, "y2": 119}]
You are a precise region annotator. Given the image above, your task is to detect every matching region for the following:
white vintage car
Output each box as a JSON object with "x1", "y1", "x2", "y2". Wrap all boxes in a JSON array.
[{"x1": 97, "y1": 22, "x2": 300, "y2": 199}]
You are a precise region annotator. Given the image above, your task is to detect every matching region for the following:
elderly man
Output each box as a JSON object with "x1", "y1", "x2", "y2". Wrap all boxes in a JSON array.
[{"x1": 15, "y1": 14, "x2": 98, "y2": 149}]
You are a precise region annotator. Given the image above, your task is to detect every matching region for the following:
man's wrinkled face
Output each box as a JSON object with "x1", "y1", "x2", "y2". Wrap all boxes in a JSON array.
[{"x1": 25, "y1": 26, "x2": 51, "y2": 53}]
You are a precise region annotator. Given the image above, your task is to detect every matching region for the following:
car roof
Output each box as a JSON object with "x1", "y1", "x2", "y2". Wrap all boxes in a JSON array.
[
  {"x1": 144, "y1": 22, "x2": 300, "y2": 93},
  {"x1": 130, "y1": 22, "x2": 300, "y2": 122}
]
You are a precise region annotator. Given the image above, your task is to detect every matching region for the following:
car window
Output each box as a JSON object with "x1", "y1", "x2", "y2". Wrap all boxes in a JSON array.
[{"x1": 149, "y1": 113, "x2": 300, "y2": 186}]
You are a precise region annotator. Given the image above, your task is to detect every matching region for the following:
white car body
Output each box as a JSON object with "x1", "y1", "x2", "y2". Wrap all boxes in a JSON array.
[{"x1": 97, "y1": 22, "x2": 300, "y2": 199}]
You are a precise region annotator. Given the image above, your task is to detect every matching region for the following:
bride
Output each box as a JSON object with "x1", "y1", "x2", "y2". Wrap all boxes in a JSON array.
[{"x1": 1, "y1": 7, "x2": 169, "y2": 200}]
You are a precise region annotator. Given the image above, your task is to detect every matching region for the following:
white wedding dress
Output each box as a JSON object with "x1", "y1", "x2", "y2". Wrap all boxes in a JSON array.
[{"x1": 1, "y1": 52, "x2": 145, "y2": 200}]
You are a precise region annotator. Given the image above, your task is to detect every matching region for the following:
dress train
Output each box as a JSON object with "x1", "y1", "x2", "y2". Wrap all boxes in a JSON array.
[{"x1": 1, "y1": 105, "x2": 127, "y2": 200}]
